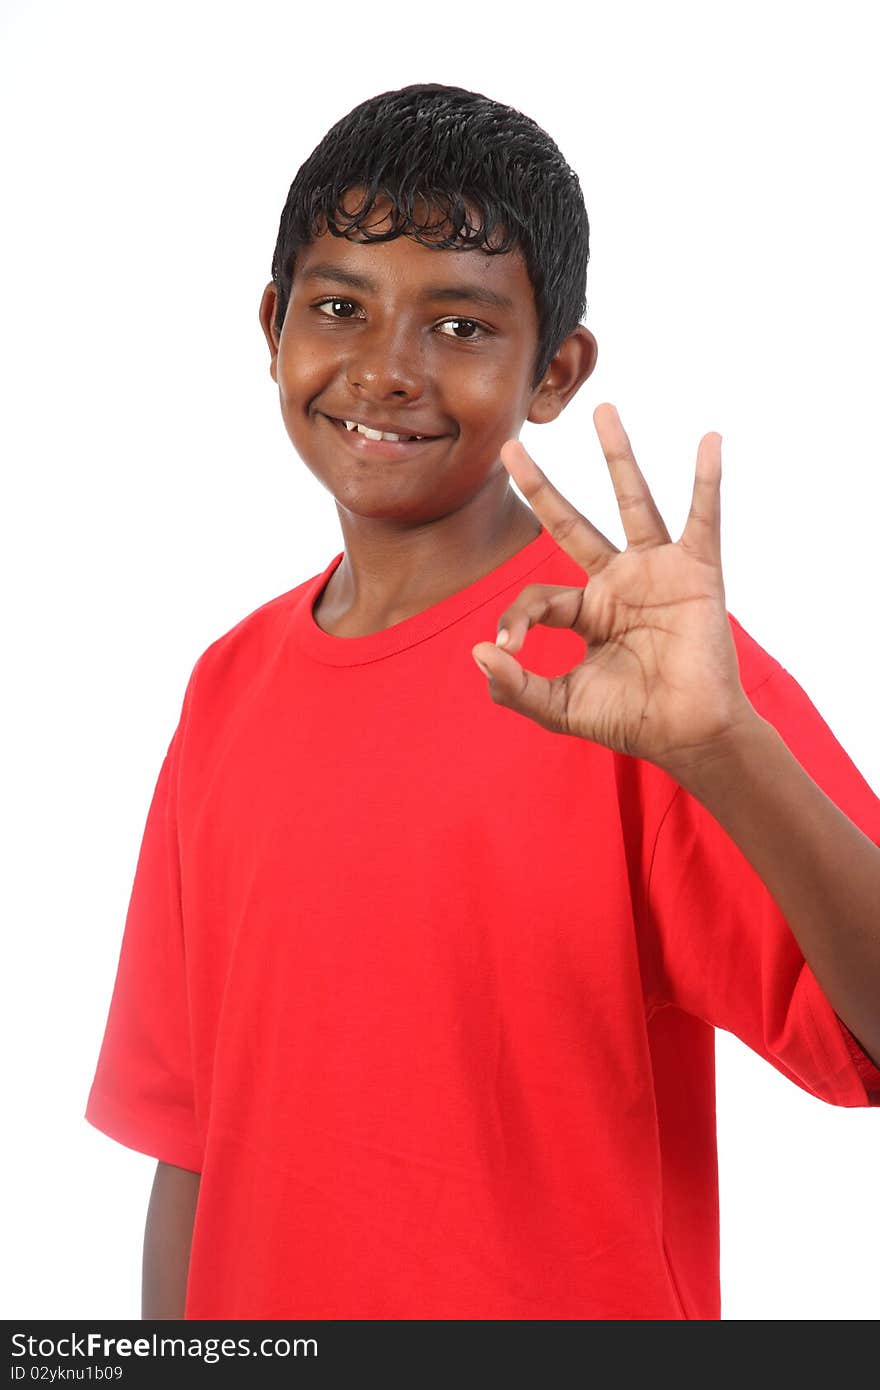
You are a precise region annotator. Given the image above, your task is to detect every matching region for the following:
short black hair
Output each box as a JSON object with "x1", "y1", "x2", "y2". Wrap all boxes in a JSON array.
[{"x1": 269, "y1": 83, "x2": 590, "y2": 389}]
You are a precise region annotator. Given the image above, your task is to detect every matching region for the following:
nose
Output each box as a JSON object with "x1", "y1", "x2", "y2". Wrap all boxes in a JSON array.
[{"x1": 344, "y1": 320, "x2": 425, "y2": 400}]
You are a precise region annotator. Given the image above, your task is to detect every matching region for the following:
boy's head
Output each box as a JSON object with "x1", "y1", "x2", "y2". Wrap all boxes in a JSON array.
[{"x1": 259, "y1": 83, "x2": 597, "y2": 525}]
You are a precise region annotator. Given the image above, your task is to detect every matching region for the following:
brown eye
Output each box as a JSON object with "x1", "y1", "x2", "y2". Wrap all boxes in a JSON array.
[
  {"x1": 436, "y1": 318, "x2": 485, "y2": 339},
  {"x1": 316, "y1": 299, "x2": 359, "y2": 318}
]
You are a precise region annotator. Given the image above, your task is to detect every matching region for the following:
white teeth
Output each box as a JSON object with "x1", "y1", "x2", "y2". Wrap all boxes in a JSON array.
[{"x1": 341, "y1": 419, "x2": 427, "y2": 442}]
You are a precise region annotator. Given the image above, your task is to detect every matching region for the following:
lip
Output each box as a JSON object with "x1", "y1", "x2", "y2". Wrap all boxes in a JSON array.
[{"x1": 319, "y1": 413, "x2": 447, "y2": 460}]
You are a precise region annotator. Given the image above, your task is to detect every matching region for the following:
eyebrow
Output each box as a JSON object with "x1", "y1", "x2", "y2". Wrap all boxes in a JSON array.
[{"x1": 296, "y1": 263, "x2": 515, "y2": 313}]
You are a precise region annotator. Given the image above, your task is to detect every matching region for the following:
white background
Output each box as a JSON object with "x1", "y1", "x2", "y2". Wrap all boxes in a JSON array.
[{"x1": 2, "y1": 0, "x2": 878, "y2": 1321}]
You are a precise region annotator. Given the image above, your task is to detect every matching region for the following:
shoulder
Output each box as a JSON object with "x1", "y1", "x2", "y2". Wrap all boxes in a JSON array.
[{"x1": 184, "y1": 565, "x2": 328, "y2": 712}]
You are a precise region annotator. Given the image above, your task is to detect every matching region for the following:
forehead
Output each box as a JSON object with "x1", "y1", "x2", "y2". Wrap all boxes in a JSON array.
[{"x1": 293, "y1": 187, "x2": 535, "y2": 310}]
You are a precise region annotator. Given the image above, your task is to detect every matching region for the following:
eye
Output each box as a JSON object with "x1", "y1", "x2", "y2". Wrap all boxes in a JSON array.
[
  {"x1": 311, "y1": 300, "x2": 489, "y2": 339},
  {"x1": 314, "y1": 297, "x2": 363, "y2": 319},
  {"x1": 436, "y1": 318, "x2": 487, "y2": 340}
]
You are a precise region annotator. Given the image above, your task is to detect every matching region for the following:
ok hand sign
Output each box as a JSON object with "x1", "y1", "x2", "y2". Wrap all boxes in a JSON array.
[{"x1": 471, "y1": 404, "x2": 756, "y2": 778}]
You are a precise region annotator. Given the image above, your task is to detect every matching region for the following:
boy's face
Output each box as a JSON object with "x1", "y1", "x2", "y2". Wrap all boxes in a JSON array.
[{"x1": 259, "y1": 188, "x2": 595, "y2": 525}]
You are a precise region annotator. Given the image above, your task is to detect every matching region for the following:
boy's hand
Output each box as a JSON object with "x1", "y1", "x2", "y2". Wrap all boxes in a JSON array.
[{"x1": 471, "y1": 403, "x2": 757, "y2": 777}]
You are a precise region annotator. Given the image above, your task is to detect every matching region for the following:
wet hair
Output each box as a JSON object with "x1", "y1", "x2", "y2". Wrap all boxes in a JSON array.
[{"x1": 269, "y1": 83, "x2": 590, "y2": 389}]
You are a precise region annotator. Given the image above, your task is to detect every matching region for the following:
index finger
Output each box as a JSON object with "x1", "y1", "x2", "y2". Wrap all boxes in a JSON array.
[{"x1": 499, "y1": 439, "x2": 619, "y2": 573}]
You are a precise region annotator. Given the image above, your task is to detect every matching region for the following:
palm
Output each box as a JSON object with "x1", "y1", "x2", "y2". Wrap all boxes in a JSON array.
[
  {"x1": 562, "y1": 543, "x2": 734, "y2": 763},
  {"x1": 472, "y1": 404, "x2": 754, "y2": 775}
]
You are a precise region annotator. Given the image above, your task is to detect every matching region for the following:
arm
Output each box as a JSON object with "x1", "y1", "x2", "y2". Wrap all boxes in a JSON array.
[
  {"x1": 669, "y1": 710, "x2": 880, "y2": 1071},
  {"x1": 473, "y1": 413, "x2": 880, "y2": 1076},
  {"x1": 142, "y1": 1161, "x2": 201, "y2": 1319}
]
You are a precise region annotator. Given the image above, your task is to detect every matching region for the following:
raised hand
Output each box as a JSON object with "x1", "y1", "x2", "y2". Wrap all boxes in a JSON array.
[{"x1": 471, "y1": 403, "x2": 757, "y2": 776}]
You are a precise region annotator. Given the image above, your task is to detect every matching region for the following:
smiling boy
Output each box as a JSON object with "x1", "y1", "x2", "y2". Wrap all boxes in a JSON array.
[
  {"x1": 85, "y1": 83, "x2": 880, "y2": 1321},
  {"x1": 260, "y1": 147, "x2": 595, "y2": 635}
]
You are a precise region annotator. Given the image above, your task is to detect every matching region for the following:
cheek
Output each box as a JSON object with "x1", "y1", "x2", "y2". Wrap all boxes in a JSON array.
[
  {"x1": 441, "y1": 349, "x2": 510, "y2": 400},
  {"x1": 453, "y1": 370, "x2": 523, "y2": 439},
  {"x1": 277, "y1": 350, "x2": 323, "y2": 403}
]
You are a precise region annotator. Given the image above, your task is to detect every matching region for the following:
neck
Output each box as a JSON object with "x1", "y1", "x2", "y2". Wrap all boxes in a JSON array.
[{"x1": 314, "y1": 487, "x2": 542, "y2": 639}]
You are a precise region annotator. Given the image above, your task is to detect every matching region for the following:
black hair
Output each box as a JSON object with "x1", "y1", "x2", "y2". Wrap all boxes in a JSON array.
[{"x1": 269, "y1": 83, "x2": 590, "y2": 389}]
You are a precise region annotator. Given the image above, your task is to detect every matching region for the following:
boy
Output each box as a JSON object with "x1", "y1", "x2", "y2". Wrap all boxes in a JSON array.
[{"x1": 85, "y1": 82, "x2": 880, "y2": 1321}]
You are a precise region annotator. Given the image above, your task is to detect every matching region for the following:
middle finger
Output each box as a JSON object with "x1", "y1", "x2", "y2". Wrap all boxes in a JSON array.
[{"x1": 593, "y1": 404, "x2": 673, "y2": 548}]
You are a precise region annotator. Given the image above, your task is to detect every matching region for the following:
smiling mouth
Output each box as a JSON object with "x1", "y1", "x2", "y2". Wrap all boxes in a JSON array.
[{"x1": 321, "y1": 414, "x2": 446, "y2": 457}]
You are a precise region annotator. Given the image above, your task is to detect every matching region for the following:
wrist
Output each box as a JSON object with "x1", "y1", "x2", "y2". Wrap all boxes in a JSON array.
[{"x1": 660, "y1": 707, "x2": 774, "y2": 802}]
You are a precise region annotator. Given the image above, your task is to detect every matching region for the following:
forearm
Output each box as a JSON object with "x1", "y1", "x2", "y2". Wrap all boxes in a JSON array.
[
  {"x1": 666, "y1": 711, "x2": 880, "y2": 1070},
  {"x1": 142, "y1": 1162, "x2": 200, "y2": 1319}
]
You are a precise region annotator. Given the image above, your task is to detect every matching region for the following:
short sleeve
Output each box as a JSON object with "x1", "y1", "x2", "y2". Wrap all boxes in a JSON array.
[
  {"x1": 84, "y1": 660, "x2": 204, "y2": 1170},
  {"x1": 644, "y1": 644, "x2": 880, "y2": 1109}
]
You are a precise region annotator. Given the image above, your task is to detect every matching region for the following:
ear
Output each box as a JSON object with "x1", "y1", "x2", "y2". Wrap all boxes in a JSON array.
[
  {"x1": 258, "y1": 282, "x2": 281, "y2": 384},
  {"x1": 526, "y1": 326, "x2": 598, "y2": 424}
]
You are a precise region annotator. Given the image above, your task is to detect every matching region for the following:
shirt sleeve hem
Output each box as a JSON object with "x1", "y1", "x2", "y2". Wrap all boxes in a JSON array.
[
  {"x1": 84, "y1": 1087, "x2": 204, "y2": 1172},
  {"x1": 835, "y1": 1015, "x2": 880, "y2": 1104},
  {"x1": 802, "y1": 969, "x2": 880, "y2": 1107}
]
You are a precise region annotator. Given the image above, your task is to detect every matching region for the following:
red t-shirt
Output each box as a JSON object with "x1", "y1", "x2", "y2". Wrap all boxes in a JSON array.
[{"x1": 85, "y1": 525, "x2": 880, "y2": 1319}]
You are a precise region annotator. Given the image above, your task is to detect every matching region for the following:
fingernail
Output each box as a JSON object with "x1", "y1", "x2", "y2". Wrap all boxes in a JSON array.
[{"x1": 496, "y1": 628, "x2": 510, "y2": 647}]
